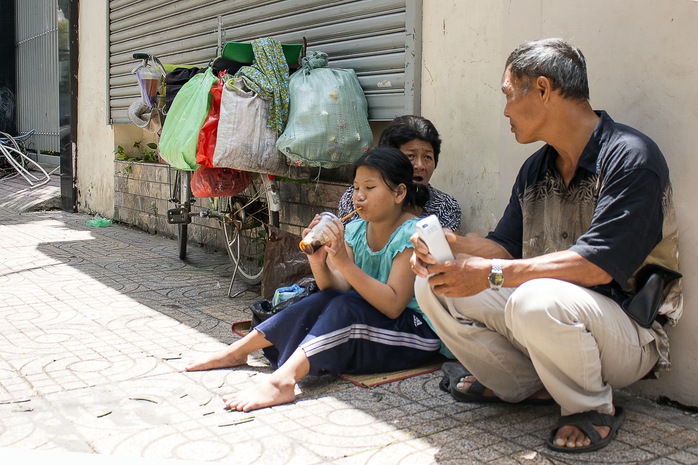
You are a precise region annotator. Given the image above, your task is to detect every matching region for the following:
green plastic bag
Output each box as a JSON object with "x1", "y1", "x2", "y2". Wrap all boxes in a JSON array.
[
  {"x1": 159, "y1": 68, "x2": 218, "y2": 171},
  {"x1": 276, "y1": 52, "x2": 373, "y2": 169},
  {"x1": 86, "y1": 214, "x2": 112, "y2": 228}
]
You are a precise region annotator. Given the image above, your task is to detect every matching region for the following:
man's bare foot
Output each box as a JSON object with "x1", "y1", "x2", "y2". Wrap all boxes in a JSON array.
[
  {"x1": 184, "y1": 349, "x2": 248, "y2": 372},
  {"x1": 455, "y1": 375, "x2": 498, "y2": 398},
  {"x1": 552, "y1": 407, "x2": 615, "y2": 450},
  {"x1": 222, "y1": 374, "x2": 296, "y2": 412},
  {"x1": 456, "y1": 375, "x2": 553, "y2": 403}
]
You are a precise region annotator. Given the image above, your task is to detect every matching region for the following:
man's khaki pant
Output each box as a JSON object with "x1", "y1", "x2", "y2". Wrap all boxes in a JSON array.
[{"x1": 415, "y1": 277, "x2": 659, "y2": 415}]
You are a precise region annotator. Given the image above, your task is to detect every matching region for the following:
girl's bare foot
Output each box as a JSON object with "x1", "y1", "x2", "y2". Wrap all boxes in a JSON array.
[
  {"x1": 222, "y1": 374, "x2": 297, "y2": 412},
  {"x1": 184, "y1": 349, "x2": 248, "y2": 372},
  {"x1": 185, "y1": 329, "x2": 272, "y2": 372}
]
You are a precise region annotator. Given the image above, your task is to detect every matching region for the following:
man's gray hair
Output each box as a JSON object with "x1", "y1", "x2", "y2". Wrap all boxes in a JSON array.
[{"x1": 505, "y1": 38, "x2": 589, "y2": 101}]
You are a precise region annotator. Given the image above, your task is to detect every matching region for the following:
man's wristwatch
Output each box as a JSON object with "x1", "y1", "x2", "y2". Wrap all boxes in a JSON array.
[{"x1": 488, "y1": 258, "x2": 504, "y2": 291}]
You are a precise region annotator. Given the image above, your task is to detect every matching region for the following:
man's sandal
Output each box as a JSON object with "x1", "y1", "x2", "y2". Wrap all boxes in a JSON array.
[
  {"x1": 441, "y1": 361, "x2": 503, "y2": 403},
  {"x1": 546, "y1": 407, "x2": 626, "y2": 453},
  {"x1": 440, "y1": 361, "x2": 555, "y2": 406}
]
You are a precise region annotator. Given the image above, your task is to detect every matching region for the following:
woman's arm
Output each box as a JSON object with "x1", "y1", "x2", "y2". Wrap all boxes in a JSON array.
[{"x1": 320, "y1": 218, "x2": 416, "y2": 318}]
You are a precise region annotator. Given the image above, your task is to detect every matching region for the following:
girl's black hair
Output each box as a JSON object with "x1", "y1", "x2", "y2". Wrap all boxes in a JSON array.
[{"x1": 352, "y1": 147, "x2": 429, "y2": 210}]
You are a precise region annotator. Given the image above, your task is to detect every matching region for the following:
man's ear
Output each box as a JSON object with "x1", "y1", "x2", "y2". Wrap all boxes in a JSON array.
[{"x1": 536, "y1": 76, "x2": 552, "y2": 100}]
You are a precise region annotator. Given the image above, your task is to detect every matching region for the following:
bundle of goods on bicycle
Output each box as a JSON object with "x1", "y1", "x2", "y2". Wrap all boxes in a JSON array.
[
  {"x1": 158, "y1": 38, "x2": 290, "y2": 177},
  {"x1": 158, "y1": 39, "x2": 372, "y2": 178},
  {"x1": 276, "y1": 51, "x2": 373, "y2": 169}
]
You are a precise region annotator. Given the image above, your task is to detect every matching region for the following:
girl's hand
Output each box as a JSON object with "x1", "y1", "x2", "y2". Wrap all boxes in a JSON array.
[
  {"x1": 301, "y1": 214, "x2": 323, "y2": 239},
  {"x1": 322, "y1": 218, "x2": 350, "y2": 267},
  {"x1": 303, "y1": 214, "x2": 329, "y2": 265}
]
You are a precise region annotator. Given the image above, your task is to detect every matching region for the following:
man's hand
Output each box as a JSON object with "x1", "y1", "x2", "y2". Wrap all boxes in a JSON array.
[
  {"x1": 410, "y1": 230, "x2": 491, "y2": 297},
  {"x1": 426, "y1": 255, "x2": 492, "y2": 297},
  {"x1": 411, "y1": 228, "x2": 514, "y2": 297},
  {"x1": 409, "y1": 231, "x2": 435, "y2": 278}
]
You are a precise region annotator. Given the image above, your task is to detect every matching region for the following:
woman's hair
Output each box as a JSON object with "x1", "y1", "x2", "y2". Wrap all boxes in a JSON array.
[
  {"x1": 505, "y1": 38, "x2": 589, "y2": 101},
  {"x1": 352, "y1": 147, "x2": 429, "y2": 210},
  {"x1": 377, "y1": 115, "x2": 442, "y2": 167}
]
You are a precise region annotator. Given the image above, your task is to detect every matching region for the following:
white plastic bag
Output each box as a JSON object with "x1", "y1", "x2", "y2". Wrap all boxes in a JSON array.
[{"x1": 212, "y1": 77, "x2": 290, "y2": 176}]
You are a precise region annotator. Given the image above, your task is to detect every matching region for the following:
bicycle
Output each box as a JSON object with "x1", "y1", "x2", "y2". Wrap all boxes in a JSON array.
[
  {"x1": 129, "y1": 48, "x2": 294, "y2": 295},
  {"x1": 200, "y1": 173, "x2": 281, "y2": 296},
  {"x1": 166, "y1": 168, "x2": 194, "y2": 261}
]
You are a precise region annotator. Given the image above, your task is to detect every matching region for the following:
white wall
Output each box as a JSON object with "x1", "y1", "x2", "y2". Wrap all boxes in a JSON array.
[
  {"x1": 423, "y1": 0, "x2": 698, "y2": 406},
  {"x1": 76, "y1": 1, "x2": 115, "y2": 216}
]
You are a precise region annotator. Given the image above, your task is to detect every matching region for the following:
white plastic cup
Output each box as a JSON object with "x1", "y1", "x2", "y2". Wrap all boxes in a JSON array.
[{"x1": 298, "y1": 212, "x2": 338, "y2": 254}]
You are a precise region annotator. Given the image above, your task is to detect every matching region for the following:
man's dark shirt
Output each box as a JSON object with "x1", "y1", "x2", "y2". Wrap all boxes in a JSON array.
[
  {"x1": 485, "y1": 111, "x2": 681, "y2": 372},
  {"x1": 487, "y1": 111, "x2": 677, "y2": 288}
]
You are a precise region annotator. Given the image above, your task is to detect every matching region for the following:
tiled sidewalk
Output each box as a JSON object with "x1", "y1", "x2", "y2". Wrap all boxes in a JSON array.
[{"x1": 0, "y1": 181, "x2": 697, "y2": 464}]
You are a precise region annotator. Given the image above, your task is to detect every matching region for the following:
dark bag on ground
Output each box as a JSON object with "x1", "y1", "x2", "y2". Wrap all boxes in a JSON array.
[
  {"x1": 260, "y1": 226, "x2": 313, "y2": 300},
  {"x1": 249, "y1": 281, "x2": 319, "y2": 328},
  {"x1": 591, "y1": 264, "x2": 682, "y2": 328}
]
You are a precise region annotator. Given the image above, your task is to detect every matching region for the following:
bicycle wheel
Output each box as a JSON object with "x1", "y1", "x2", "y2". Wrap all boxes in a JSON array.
[
  {"x1": 178, "y1": 171, "x2": 192, "y2": 260},
  {"x1": 220, "y1": 174, "x2": 272, "y2": 285}
]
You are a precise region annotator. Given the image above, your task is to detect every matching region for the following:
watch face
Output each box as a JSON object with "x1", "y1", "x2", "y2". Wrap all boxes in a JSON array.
[{"x1": 489, "y1": 272, "x2": 504, "y2": 287}]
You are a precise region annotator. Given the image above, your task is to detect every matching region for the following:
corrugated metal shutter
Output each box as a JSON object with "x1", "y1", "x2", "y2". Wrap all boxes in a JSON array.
[
  {"x1": 108, "y1": 0, "x2": 422, "y2": 123},
  {"x1": 15, "y1": 0, "x2": 60, "y2": 152}
]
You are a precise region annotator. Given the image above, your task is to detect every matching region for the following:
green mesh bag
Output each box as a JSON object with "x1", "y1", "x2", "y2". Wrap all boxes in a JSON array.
[{"x1": 276, "y1": 52, "x2": 373, "y2": 169}]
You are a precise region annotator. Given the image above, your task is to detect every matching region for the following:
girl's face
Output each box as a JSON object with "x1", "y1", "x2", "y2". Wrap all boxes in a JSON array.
[{"x1": 352, "y1": 166, "x2": 405, "y2": 221}]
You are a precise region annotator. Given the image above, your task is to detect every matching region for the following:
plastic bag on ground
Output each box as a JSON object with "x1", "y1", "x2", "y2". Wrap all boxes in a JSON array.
[
  {"x1": 86, "y1": 214, "x2": 112, "y2": 228},
  {"x1": 260, "y1": 225, "x2": 313, "y2": 300}
]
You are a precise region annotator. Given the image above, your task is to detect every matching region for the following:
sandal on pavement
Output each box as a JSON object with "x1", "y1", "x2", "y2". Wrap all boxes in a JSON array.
[
  {"x1": 441, "y1": 361, "x2": 503, "y2": 403},
  {"x1": 546, "y1": 406, "x2": 626, "y2": 453},
  {"x1": 440, "y1": 361, "x2": 555, "y2": 406}
]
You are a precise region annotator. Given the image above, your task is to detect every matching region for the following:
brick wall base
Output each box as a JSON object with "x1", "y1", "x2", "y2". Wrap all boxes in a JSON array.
[{"x1": 114, "y1": 160, "x2": 349, "y2": 253}]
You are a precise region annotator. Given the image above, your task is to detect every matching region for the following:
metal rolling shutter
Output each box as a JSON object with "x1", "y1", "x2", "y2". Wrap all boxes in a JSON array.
[
  {"x1": 108, "y1": 0, "x2": 422, "y2": 123},
  {"x1": 15, "y1": 0, "x2": 61, "y2": 152}
]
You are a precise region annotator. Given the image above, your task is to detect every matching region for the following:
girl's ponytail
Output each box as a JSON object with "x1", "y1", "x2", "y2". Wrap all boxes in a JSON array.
[{"x1": 412, "y1": 183, "x2": 430, "y2": 209}]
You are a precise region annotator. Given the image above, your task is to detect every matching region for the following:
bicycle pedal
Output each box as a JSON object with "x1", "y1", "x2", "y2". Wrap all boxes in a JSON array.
[{"x1": 167, "y1": 207, "x2": 191, "y2": 224}]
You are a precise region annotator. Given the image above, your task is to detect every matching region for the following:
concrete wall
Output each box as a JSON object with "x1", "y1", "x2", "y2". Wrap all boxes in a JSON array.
[
  {"x1": 76, "y1": 1, "x2": 115, "y2": 216},
  {"x1": 422, "y1": 0, "x2": 698, "y2": 406}
]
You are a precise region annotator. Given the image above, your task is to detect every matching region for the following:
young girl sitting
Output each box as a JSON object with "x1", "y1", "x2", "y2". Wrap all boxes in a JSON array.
[{"x1": 186, "y1": 147, "x2": 444, "y2": 412}]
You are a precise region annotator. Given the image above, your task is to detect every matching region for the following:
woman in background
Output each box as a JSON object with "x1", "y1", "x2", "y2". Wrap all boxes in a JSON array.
[{"x1": 338, "y1": 115, "x2": 462, "y2": 234}]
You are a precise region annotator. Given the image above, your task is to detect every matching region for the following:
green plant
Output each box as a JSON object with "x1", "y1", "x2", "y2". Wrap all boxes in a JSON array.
[{"x1": 114, "y1": 141, "x2": 159, "y2": 163}]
